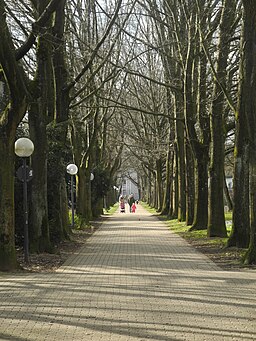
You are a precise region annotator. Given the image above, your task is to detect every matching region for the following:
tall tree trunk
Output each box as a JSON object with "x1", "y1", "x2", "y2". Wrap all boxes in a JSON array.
[
  {"x1": 167, "y1": 152, "x2": 175, "y2": 218},
  {"x1": 161, "y1": 147, "x2": 172, "y2": 215},
  {"x1": 240, "y1": 0, "x2": 256, "y2": 263},
  {"x1": 244, "y1": 154, "x2": 256, "y2": 263},
  {"x1": 76, "y1": 167, "x2": 92, "y2": 224},
  {"x1": 92, "y1": 197, "x2": 103, "y2": 218},
  {"x1": 153, "y1": 174, "x2": 157, "y2": 208},
  {"x1": 0, "y1": 133, "x2": 17, "y2": 270},
  {"x1": 175, "y1": 95, "x2": 186, "y2": 221},
  {"x1": 208, "y1": 108, "x2": 226, "y2": 237},
  {"x1": 71, "y1": 123, "x2": 93, "y2": 224},
  {"x1": 228, "y1": 15, "x2": 251, "y2": 249},
  {"x1": 228, "y1": 17, "x2": 251, "y2": 249},
  {"x1": 29, "y1": 110, "x2": 51, "y2": 251},
  {"x1": 183, "y1": 17, "x2": 197, "y2": 226},
  {"x1": 146, "y1": 168, "x2": 152, "y2": 205},
  {"x1": 170, "y1": 142, "x2": 179, "y2": 219},
  {"x1": 208, "y1": 0, "x2": 236, "y2": 237},
  {"x1": 48, "y1": 124, "x2": 70, "y2": 241},
  {"x1": 49, "y1": 0, "x2": 70, "y2": 240},
  {"x1": 190, "y1": 149, "x2": 208, "y2": 230},
  {"x1": 188, "y1": 31, "x2": 210, "y2": 231},
  {"x1": 29, "y1": 0, "x2": 53, "y2": 252},
  {"x1": 156, "y1": 158, "x2": 163, "y2": 212},
  {"x1": 185, "y1": 141, "x2": 195, "y2": 225},
  {"x1": 0, "y1": 1, "x2": 29, "y2": 270}
]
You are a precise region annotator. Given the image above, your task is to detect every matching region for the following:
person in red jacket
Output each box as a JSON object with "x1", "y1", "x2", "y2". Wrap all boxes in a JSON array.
[{"x1": 131, "y1": 202, "x2": 136, "y2": 213}]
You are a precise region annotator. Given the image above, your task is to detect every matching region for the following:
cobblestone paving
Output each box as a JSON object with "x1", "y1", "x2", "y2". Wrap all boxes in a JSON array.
[{"x1": 0, "y1": 204, "x2": 256, "y2": 340}]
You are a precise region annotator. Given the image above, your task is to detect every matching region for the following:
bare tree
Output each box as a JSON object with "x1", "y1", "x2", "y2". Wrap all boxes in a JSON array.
[
  {"x1": 0, "y1": 0, "x2": 60, "y2": 270},
  {"x1": 229, "y1": 0, "x2": 256, "y2": 264}
]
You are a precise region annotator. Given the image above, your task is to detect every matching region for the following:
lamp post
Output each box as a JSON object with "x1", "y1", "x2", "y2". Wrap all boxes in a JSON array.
[
  {"x1": 66, "y1": 163, "x2": 78, "y2": 228},
  {"x1": 15, "y1": 138, "x2": 34, "y2": 263}
]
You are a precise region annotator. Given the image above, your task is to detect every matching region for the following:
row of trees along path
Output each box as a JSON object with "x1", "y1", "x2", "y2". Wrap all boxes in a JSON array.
[{"x1": 0, "y1": 0, "x2": 256, "y2": 271}]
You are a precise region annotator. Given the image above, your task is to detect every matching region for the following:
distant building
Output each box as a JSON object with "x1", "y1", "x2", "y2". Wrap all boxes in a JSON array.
[
  {"x1": 225, "y1": 176, "x2": 233, "y2": 190},
  {"x1": 120, "y1": 171, "x2": 139, "y2": 200}
]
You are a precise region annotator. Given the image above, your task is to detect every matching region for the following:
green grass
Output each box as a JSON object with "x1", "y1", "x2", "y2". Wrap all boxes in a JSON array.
[
  {"x1": 132, "y1": 202, "x2": 248, "y2": 266},
  {"x1": 140, "y1": 202, "x2": 157, "y2": 214},
  {"x1": 68, "y1": 202, "x2": 119, "y2": 229},
  {"x1": 68, "y1": 211, "x2": 92, "y2": 229},
  {"x1": 141, "y1": 202, "x2": 233, "y2": 249},
  {"x1": 165, "y1": 218, "x2": 231, "y2": 249},
  {"x1": 103, "y1": 202, "x2": 119, "y2": 215},
  {"x1": 225, "y1": 211, "x2": 232, "y2": 221}
]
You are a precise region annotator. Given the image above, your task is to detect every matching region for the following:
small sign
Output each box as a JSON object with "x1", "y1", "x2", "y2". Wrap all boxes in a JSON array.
[{"x1": 16, "y1": 166, "x2": 33, "y2": 182}]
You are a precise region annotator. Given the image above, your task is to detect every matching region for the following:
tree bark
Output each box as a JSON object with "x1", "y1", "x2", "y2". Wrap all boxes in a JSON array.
[
  {"x1": 0, "y1": 0, "x2": 28, "y2": 270},
  {"x1": 190, "y1": 149, "x2": 208, "y2": 230},
  {"x1": 0, "y1": 134, "x2": 18, "y2": 270},
  {"x1": 29, "y1": 108, "x2": 51, "y2": 251},
  {"x1": 76, "y1": 167, "x2": 93, "y2": 224},
  {"x1": 183, "y1": 16, "x2": 197, "y2": 226},
  {"x1": 156, "y1": 158, "x2": 163, "y2": 212},
  {"x1": 49, "y1": 0, "x2": 70, "y2": 239},
  {"x1": 28, "y1": 0, "x2": 53, "y2": 252},
  {"x1": 161, "y1": 147, "x2": 172, "y2": 215},
  {"x1": 227, "y1": 8, "x2": 252, "y2": 249},
  {"x1": 185, "y1": 141, "x2": 195, "y2": 225},
  {"x1": 175, "y1": 95, "x2": 186, "y2": 221},
  {"x1": 167, "y1": 152, "x2": 175, "y2": 219},
  {"x1": 244, "y1": 154, "x2": 256, "y2": 263},
  {"x1": 170, "y1": 142, "x2": 179, "y2": 219},
  {"x1": 240, "y1": 0, "x2": 256, "y2": 263},
  {"x1": 187, "y1": 29, "x2": 210, "y2": 231},
  {"x1": 208, "y1": 0, "x2": 236, "y2": 237}
]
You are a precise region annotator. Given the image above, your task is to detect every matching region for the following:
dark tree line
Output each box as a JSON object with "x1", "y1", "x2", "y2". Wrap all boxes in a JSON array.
[
  {"x1": 113, "y1": 0, "x2": 256, "y2": 264},
  {"x1": 1, "y1": 0, "x2": 256, "y2": 271},
  {"x1": 0, "y1": 0, "x2": 131, "y2": 271}
]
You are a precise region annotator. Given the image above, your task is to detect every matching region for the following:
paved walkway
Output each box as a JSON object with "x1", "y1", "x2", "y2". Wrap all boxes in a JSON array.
[{"x1": 0, "y1": 204, "x2": 256, "y2": 341}]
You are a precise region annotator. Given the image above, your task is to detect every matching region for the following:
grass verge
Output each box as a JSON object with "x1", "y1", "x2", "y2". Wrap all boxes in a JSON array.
[
  {"x1": 103, "y1": 202, "x2": 119, "y2": 215},
  {"x1": 141, "y1": 202, "x2": 250, "y2": 270}
]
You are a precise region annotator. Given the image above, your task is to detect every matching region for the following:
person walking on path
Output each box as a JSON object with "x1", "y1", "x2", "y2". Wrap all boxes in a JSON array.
[
  {"x1": 131, "y1": 202, "x2": 136, "y2": 213},
  {"x1": 127, "y1": 193, "x2": 135, "y2": 212},
  {"x1": 119, "y1": 195, "x2": 125, "y2": 213}
]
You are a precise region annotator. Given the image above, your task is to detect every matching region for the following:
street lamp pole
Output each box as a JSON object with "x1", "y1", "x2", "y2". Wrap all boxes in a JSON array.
[
  {"x1": 22, "y1": 157, "x2": 29, "y2": 263},
  {"x1": 15, "y1": 138, "x2": 34, "y2": 263},
  {"x1": 67, "y1": 164, "x2": 78, "y2": 228},
  {"x1": 70, "y1": 173, "x2": 75, "y2": 227}
]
